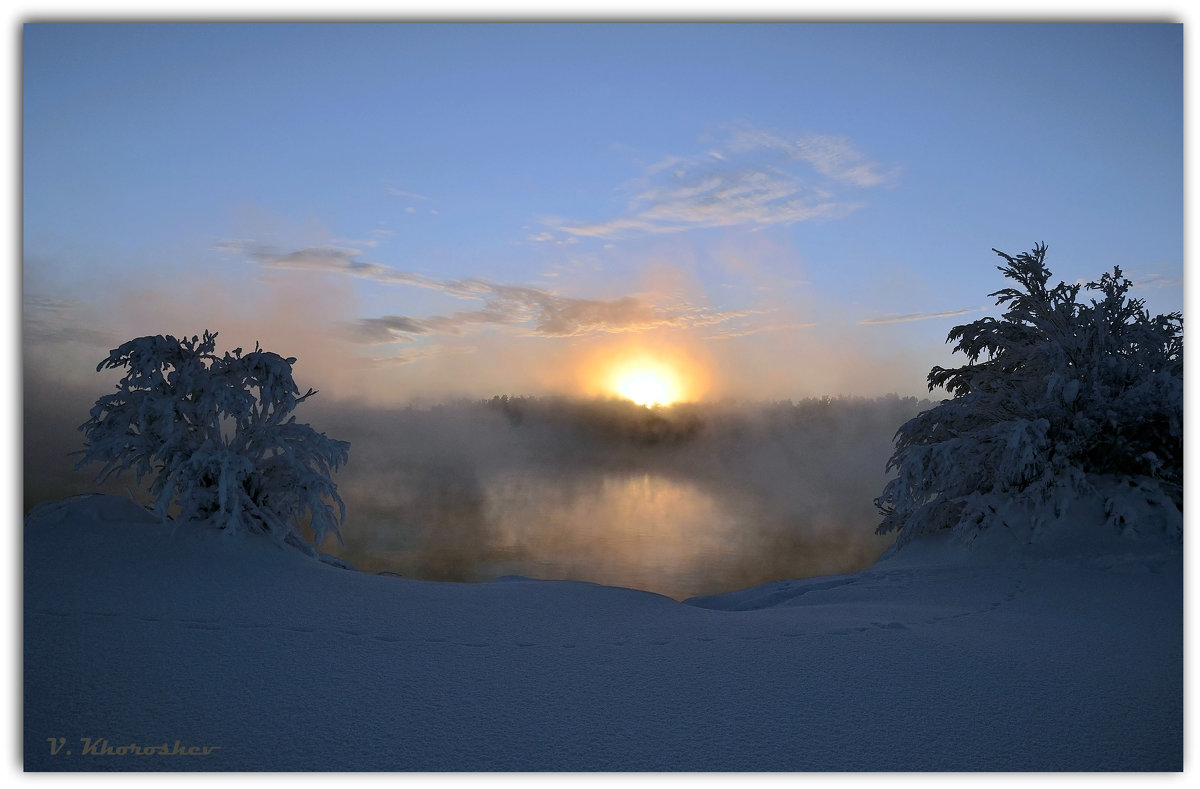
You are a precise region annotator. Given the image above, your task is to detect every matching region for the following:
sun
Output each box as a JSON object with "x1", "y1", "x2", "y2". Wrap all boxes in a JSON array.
[
  {"x1": 577, "y1": 341, "x2": 708, "y2": 407},
  {"x1": 611, "y1": 361, "x2": 684, "y2": 407}
]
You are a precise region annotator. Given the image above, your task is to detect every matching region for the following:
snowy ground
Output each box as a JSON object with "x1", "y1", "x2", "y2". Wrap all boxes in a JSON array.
[{"x1": 23, "y1": 495, "x2": 1182, "y2": 771}]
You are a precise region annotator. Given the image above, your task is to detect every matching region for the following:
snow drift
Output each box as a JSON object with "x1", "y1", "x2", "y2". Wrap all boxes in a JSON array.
[{"x1": 23, "y1": 494, "x2": 1181, "y2": 771}]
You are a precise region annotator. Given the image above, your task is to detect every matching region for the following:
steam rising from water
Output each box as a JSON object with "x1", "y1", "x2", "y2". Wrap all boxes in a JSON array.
[
  {"x1": 23, "y1": 369, "x2": 928, "y2": 599},
  {"x1": 312, "y1": 395, "x2": 928, "y2": 599}
]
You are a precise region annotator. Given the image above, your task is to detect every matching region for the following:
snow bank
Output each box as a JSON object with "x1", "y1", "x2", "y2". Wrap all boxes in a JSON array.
[{"x1": 24, "y1": 495, "x2": 1181, "y2": 771}]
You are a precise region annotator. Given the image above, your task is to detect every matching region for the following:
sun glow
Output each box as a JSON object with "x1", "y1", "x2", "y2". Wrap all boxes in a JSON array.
[
  {"x1": 574, "y1": 340, "x2": 710, "y2": 407},
  {"x1": 614, "y1": 365, "x2": 681, "y2": 407}
]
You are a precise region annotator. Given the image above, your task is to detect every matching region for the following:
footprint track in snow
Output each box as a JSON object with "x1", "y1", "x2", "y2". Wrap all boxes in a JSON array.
[{"x1": 37, "y1": 603, "x2": 993, "y2": 649}]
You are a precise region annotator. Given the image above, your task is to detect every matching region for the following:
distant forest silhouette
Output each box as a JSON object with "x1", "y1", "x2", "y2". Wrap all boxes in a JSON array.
[{"x1": 308, "y1": 394, "x2": 931, "y2": 593}]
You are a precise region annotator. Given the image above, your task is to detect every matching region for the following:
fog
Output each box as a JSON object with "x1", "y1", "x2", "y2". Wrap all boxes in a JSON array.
[
  {"x1": 293, "y1": 394, "x2": 925, "y2": 598},
  {"x1": 24, "y1": 362, "x2": 928, "y2": 599}
]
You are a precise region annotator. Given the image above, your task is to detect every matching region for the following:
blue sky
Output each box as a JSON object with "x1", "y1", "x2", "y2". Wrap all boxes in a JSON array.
[{"x1": 22, "y1": 22, "x2": 1184, "y2": 403}]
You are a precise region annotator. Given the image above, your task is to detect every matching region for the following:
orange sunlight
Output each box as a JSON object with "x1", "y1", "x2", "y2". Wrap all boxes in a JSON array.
[
  {"x1": 613, "y1": 363, "x2": 682, "y2": 406},
  {"x1": 579, "y1": 342, "x2": 709, "y2": 406}
]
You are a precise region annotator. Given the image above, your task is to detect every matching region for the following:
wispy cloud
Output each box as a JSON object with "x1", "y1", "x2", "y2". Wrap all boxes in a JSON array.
[
  {"x1": 361, "y1": 344, "x2": 476, "y2": 368},
  {"x1": 857, "y1": 307, "x2": 980, "y2": 326},
  {"x1": 220, "y1": 241, "x2": 750, "y2": 344},
  {"x1": 23, "y1": 294, "x2": 121, "y2": 347},
  {"x1": 348, "y1": 315, "x2": 435, "y2": 344},
  {"x1": 331, "y1": 227, "x2": 393, "y2": 249},
  {"x1": 218, "y1": 241, "x2": 447, "y2": 292},
  {"x1": 553, "y1": 123, "x2": 895, "y2": 240},
  {"x1": 382, "y1": 181, "x2": 430, "y2": 201},
  {"x1": 1128, "y1": 269, "x2": 1184, "y2": 290},
  {"x1": 726, "y1": 126, "x2": 896, "y2": 188},
  {"x1": 704, "y1": 320, "x2": 817, "y2": 340}
]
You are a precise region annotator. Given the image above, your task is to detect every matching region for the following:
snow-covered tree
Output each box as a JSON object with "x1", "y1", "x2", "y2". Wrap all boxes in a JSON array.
[
  {"x1": 76, "y1": 331, "x2": 350, "y2": 551},
  {"x1": 875, "y1": 244, "x2": 1182, "y2": 547}
]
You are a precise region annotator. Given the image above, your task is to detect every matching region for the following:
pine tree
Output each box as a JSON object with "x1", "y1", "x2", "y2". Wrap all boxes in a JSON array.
[
  {"x1": 76, "y1": 331, "x2": 350, "y2": 550},
  {"x1": 875, "y1": 244, "x2": 1182, "y2": 547}
]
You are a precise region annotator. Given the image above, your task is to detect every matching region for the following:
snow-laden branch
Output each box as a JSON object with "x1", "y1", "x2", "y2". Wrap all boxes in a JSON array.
[
  {"x1": 876, "y1": 244, "x2": 1182, "y2": 547},
  {"x1": 76, "y1": 330, "x2": 350, "y2": 549}
]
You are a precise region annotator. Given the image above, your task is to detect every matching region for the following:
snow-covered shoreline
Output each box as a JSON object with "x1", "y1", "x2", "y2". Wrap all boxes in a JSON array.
[{"x1": 23, "y1": 495, "x2": 1182, "y2": 771}]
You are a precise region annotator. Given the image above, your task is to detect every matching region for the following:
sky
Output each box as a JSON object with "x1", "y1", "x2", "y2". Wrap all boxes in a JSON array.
[
  {"x1": 22, "y1": 21, "x2": 1184, "y2": 406},
  {"x1": 9, "y1": 16, "x2": 1193, "y2": 774}
]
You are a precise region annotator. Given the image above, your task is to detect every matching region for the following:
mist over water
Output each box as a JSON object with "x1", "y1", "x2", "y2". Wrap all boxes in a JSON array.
[
  {"x1": 313, "y1": 395, "x2": 928, "y2": 599},
  {"x1": 23, "y1": 364, "x2": 928, "y2": 599}
]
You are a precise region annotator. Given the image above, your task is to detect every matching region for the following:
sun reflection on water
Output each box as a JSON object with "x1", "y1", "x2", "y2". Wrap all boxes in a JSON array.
[{"x1": 480, "y1": 471, "x2": 746, "y2": 597}]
